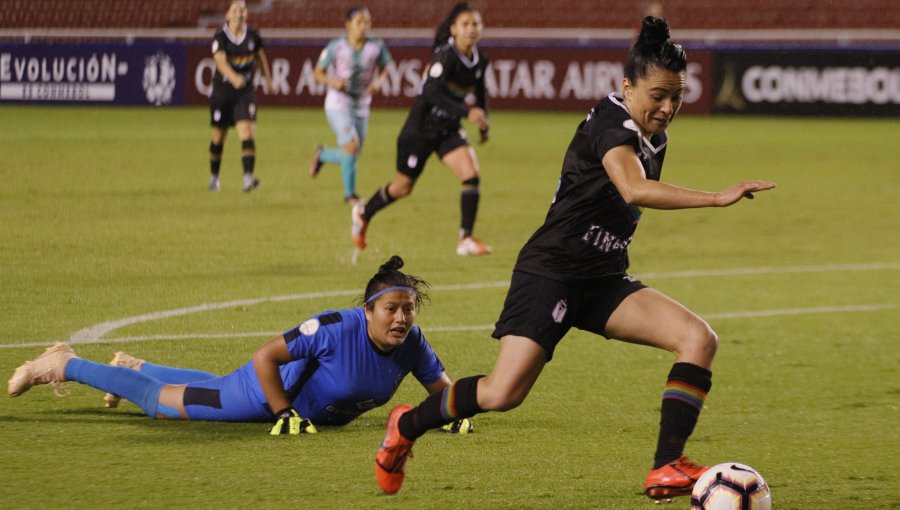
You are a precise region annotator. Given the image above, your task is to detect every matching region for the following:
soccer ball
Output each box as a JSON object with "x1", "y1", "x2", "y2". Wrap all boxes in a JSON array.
[{"x1": 691, "y1": 463, "x2": 771, "y2": 510}]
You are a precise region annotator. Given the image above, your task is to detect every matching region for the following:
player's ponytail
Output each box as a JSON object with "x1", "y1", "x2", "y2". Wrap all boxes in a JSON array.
[
  {"x1": 362, "y1": 256, "x2": 430, "y2": 310},
  {"x1": 433, "y1": 2, "x2": 476, "y2": 51},
  {"x1": 624, "y1": 16, "x2": 687, "y2": 83}
]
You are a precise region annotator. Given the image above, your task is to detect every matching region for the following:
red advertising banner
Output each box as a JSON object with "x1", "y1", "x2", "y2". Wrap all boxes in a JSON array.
[{"x1": 185, "y1": 41, "x2": 714, "y2": 114}]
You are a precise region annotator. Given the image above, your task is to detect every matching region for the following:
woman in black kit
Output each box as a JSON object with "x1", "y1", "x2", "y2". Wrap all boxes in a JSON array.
[
  {"x1": 351, "y1": 2, "x2": 492, "y2": 257},
  {"x1": 207, "y1": 0, "x2": 273, "y2": 193},
  {"x1": 373, "y1": 16, "x2": 777, "y2": 501}
]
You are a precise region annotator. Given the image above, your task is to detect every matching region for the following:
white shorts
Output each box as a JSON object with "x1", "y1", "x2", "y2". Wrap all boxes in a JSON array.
[{"x1": 325, "y1": 108, "x2": 369, "y2": 148}]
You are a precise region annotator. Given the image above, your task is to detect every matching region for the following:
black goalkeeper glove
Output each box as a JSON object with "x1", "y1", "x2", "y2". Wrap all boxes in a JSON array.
[
  {"x1": 440, "y1": 417, "x2": 474, "y2": 434},
  {"x1": 270, "y1": 407, "x2": 317, "y2": 435}
]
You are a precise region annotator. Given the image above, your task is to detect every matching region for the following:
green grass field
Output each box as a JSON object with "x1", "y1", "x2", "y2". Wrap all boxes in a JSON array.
[{"x1": 0, "y1": 105, "x2": 897, "y2": 509}]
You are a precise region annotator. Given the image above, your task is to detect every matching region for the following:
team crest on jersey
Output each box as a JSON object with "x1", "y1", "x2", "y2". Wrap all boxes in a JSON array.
[
  {"x1": 299, "y1": 318, "x2": 320, "y2": 336},
  {"x1": 429, "y1": 62, "x2": 444, "y2": 78},
  {"x1": 248, "y1": 41, "x2": 255, "y2": 51},
  {"x1": 551, "y1": 299, "x2": 568, "y2": 323}
]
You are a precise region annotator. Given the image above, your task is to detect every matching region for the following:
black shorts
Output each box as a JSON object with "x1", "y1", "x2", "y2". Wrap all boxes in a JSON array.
[
  {"x1": 492, "y1": 270, "x2": 646, "y2": 361},
  {"x1": 396, "y1": 127, "x2": 469, "y2": 179},
  {"x1": 209, "y1": 86, "x2": 257, "y2": 128}
]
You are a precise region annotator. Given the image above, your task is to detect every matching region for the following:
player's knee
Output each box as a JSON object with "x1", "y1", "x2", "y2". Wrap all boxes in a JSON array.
[
  {"x1": 683, "y1": 320, "x2": 718, "y2": 362},
  {"x1": 477, "y1": 379, "x2": 529, "y2": 412},
  {"x1": 389, "y1": 180, "x2": 413, "y2": 198},
  {"x1": 343, "y1": 139, "x2": 360, "y2": 155},
  {"x1": 461, "y1": 176, "x2": 480, "y2": 189}
]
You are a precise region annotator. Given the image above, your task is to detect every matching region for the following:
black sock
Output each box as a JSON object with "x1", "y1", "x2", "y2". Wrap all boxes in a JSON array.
[
  {"x1": 241, "y1": 139, "x2": 255, "y2": 174},
  {"x1": 653, "y1": 363, "x2": 712, "y2": 469},
  {"x1": 362, "y1": 184, "x2": 396, "y2": 221},
  {"x1": 398, "y1": 375, "x2": 484, "y2": 441},
  {"x1": 210, "y1": 142, "x2": 223, "y2": 176},
  {"x1": 460, "y1": 187, "x2": 480, "y2": 238},
  {"x1": 460, "y1": 177, "x2": 480, "y2": 238}
]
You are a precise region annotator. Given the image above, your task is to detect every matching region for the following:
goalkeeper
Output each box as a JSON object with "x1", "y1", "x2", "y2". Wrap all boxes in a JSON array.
[{"x1": 8, "y1": 256, "x2": 471, "y2": 435}]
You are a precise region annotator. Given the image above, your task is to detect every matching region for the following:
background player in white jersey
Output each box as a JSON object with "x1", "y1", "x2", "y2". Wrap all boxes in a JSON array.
[
  {"x1": 372, "y1": 17, "x2": 776, "y2": 499},
  {"x1": 310, "y1": 6, "x2": 392, "y2": 205},
  {"x1": 351, "y1": 2, "x2": 492, "y2": 257},
  {"x1": 208, "y1": 0, "x2": 273, "y2": 193},
  {"x1": 8, "y1": 256, "x2": 469, "y2": 435}
]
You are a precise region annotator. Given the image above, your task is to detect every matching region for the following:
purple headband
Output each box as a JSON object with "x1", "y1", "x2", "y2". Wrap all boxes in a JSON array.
[{"x1": 365, "y1": 286, "x2": 416, "y2": 304}]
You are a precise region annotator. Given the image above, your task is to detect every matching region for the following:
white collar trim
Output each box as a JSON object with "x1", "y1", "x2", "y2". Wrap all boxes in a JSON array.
[
  {"x1": 448, "y1": 36, "x2": 479, "y2": 68},
  {"x1": 608, "y1": 92, "x2": 667, "y2": 154},
  {"x1": 223, "y1": 23, "x2": 247, "y2": 46}
]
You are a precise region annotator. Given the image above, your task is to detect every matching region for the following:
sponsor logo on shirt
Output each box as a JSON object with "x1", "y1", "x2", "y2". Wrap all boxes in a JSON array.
[{"x1": 581, "y1": 224, "x2": 632, "y2": 253}]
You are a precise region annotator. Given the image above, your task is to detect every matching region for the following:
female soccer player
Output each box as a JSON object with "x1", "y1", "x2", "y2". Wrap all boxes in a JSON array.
[
  {"x1": 8, "y1": 257, "x2": 469, "y2": 435},
  {"x1": 309, "y1": 6, "x2": 392, "y2": 205},
  {"x1": 208, "y1": 0, "x2": 274, "y2": 193},
  {"x1": 373, "y1": 17, "x2": 776, "y2": 499},
  {"x1": 351, "y1": 2, "x2": 492, "y2": 256}
]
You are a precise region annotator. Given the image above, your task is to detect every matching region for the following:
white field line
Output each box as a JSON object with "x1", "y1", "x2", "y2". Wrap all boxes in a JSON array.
[
  {"x1": 2, "y1": 262, "x2": 897, "y2": 349},
  {"x1": 2, "y1": 304, "x2": 897, "y2": 349}
]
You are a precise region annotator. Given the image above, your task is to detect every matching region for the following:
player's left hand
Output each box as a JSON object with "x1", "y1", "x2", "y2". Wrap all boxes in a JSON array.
[
  {"x1": 270, "y1": 407, "x2": 318, "y2": 435},
  {"x1": 440, "y1": 417, "x2": 474, "y2": 434},
  {"x1": 479, "y1": 127, "x2": 490, "y2": 144}
]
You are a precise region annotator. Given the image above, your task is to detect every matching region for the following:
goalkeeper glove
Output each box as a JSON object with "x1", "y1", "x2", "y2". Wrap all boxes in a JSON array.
[
  {"x1": 270, "y1": 407, "x2": 317, "y2": 435},
  {"x1": 440, "y1": 417, "x2": 474, "y2": 434}
]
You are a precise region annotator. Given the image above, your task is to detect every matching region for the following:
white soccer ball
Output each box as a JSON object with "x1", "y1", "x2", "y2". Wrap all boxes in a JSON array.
[{"x1": 691, "y1": 463, "x2": 771, "y2": 510}]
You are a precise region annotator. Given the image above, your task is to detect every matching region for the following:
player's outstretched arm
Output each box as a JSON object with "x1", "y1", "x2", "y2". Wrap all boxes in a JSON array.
[
  {"x1": 713, "y1": 180, "x2": 777, "y2": 207},
  {"x1": 603, "y1": 145, "x2": 776, "y2": 210}
]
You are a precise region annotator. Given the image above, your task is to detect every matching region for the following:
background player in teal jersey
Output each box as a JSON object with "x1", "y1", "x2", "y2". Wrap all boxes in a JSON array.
[
  {"x1": 310, "y1": 6, "x2": 392, "y2": 204},
  {"x1": 8, "y1": 257, "x2": 470, "y2": 435}
]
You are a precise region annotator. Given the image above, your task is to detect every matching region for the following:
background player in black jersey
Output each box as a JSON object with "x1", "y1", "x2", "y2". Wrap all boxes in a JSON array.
[
  {"x1": 351, "y1": 2, "x2": 492, "y2": 257},
  {"x1": 208, "y1": 0, "x2": 273, "y2": 193},
  {"x1": 373, "y1": 17, "x2": 776, "y2": 500}
]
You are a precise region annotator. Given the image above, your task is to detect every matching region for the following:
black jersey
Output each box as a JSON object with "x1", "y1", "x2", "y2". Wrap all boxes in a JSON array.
[
  {"x1": 401, "y1": 38, "x2": 489, "y2": 137},
  {"x1": 514, "y1": 93, "x2": 668, "y2": 283},
  {"x1": 211, "y1": 24, "x2": 264, "y2": 91}
]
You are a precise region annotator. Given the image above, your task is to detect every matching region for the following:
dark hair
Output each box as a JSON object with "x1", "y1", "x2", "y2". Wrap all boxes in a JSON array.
[
  {"x1": 345, "y1": 6, "x2": 368, "y2": 21},
  {"x1": 361, "y1": 256, "x2": 430, "y2": 310},
  {"x1": 624, "y1": 16, "x2": 687, "y2": 84},
  {"x1": 433, "y1": 2, "x2": 477, "y2": 50}
]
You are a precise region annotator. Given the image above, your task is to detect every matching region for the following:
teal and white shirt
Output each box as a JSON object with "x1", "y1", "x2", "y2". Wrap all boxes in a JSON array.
[{"x1": 317, "y1": 36, "x2": 392, "y2": 117}]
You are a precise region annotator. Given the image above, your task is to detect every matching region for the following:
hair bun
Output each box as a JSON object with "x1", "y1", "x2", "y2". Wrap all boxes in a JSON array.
[
  {"x1": 379, "y1": 255, "x2": 405, "y2": 273},
  {"x1": 638, "y1": 16, "x2": 670, "y2": 51}
]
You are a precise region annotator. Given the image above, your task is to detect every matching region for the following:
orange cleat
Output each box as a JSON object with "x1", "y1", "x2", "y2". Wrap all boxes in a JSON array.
[
  {"x1": 375, "y1": 404, "x2": 415, "y2": 494},
  {"x1": 456, "y1": 236, "x2": 492, "y2": 256},
  {"x1": 644, "y1": 455, "x2": 709, "y2": 501},
  {"x1": 351, "y1": 202, "x2": 369, "y2": 250}
]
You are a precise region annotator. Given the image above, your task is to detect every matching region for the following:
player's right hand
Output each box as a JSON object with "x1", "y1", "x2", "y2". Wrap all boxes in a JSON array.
[{"x1": 270, "y1": 407, "x2": 318, "y2": 435}]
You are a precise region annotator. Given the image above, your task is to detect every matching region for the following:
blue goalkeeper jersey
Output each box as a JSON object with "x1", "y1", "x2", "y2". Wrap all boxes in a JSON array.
[{"x1": 232, "y1": 307, "x2": 444, "y2": 425}]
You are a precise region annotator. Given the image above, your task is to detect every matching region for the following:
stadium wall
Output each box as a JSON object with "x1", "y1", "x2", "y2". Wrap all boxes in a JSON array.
[{"x1": 1, "y1": 38, "x2": 898, "y2": 116}]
